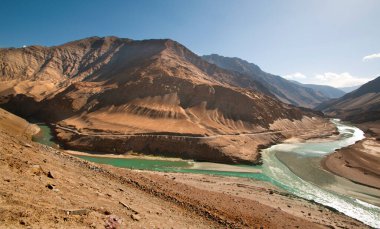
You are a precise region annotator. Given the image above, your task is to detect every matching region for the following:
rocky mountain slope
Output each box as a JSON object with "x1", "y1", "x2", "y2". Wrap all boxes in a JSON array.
[
  {"x1": 0, "y1": 108, "x2": 363, "y2": 228},
  {"x1": 0, "y1": 36, "x2": 335, "y2": 164},
  {"x1": 202, "y1": 54, "x2": 331, "y2": 108},
  {"x1": 317, "y1": 76, "x2": 380, "y2": 123},
  {"x1": 319, "y1": 77, "x2": 380, "y2": 190}
]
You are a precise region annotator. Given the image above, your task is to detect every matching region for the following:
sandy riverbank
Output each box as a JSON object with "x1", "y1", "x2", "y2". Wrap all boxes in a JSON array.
[
  {"x1": 66, "y1": 150, "x2": 262, "y2": 173},
  {"x1": 65, "y1": 149, "x2": 189, "y2": 161},
  {"x1": 322, "y1": 121, "x2": 380, "y2": 189}
]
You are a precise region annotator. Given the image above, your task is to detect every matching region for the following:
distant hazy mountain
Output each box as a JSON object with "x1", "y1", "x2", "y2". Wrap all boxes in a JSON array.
[
  {"x1": 338, "y1": 85, "x2": 361, "y2": 93},
  {"x1": 317, "y1": 76, "x2": 380, "y2": 123},
  {"x1": 290, "y1": 81, "x2": 345, "y2": 99},
  {"x1": 202, "y1": 54, "x2": 329, "y2": 108}
]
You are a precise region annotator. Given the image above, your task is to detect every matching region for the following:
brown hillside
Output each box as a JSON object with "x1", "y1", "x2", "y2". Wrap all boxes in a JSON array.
[{"x1": 0, "y1": 37, "x2": 335, "y2": 164}]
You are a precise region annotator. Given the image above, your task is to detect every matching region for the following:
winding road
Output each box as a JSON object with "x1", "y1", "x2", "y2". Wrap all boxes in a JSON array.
[{"x1": 53, "y1": 123, "x2": 326, "y2": 139}]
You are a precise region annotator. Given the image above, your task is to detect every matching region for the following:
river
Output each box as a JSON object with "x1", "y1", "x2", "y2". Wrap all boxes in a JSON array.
[{"x1": 33, "y1": 120, "x2": 380, "y2": 228}]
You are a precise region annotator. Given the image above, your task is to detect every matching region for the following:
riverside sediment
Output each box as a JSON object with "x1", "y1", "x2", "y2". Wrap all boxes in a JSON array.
[
  {"x1": 52, "y1": 117, "x2": 336, "y2": 165},
  {"x1": 322, "y1": 122, "x2": 380, "y2": 189}
]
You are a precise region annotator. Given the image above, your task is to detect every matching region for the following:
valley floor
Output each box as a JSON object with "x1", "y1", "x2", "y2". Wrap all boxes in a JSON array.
[
  {"x1": 322, "y1": 121, "x2": 380, "y2": 189},
  {"x1": 0, "y1": 109, "x2": 367, "y2": 228}
]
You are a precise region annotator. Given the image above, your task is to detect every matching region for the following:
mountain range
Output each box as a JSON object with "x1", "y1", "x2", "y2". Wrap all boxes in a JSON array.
[
  {"x1": 0, "y1": 36, "x2": 336, "y2": 164},
  {"x1": 338, "y1": 85, "x2": 362, "y2": 93},
  {"x1": 289, "y1": 81, "x2": 345, "y2": 99},
  {"x1": 202, "y1": 54, "x2": 345, "y2": 108}
]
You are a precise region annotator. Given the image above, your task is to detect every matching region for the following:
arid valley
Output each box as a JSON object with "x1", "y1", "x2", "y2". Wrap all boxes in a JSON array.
[{"x1": 1, "y1": 1, "x2": 380, "y2": 228}]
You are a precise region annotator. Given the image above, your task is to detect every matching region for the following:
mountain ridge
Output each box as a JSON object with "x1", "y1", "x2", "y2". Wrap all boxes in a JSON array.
[
  {"x1": 290, "y1": 81, "x2": 345, "y2": 99},
  {"x1": 317, "y1": 76, "x2": 380, "y2": 123},
  {"x1": 202, "y1": 54, "x2": 330, "y2": 108},
  {"x1": 0, "y1": 36, "x2": 334, "y2": 164}
]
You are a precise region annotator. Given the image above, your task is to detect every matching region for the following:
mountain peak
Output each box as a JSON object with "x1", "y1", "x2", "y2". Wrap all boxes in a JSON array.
[
  {"x1": 350, "y1": 76, "x2": 380, "y2": 96},
  {"x1": 0, "y1": 36, "x2": 333, "y2": 165},
  {"x1": 318, "y1": 76, "x2": 380, "y2": 123},
  {"x1": 59, "y1": 36, "x2": 133, "y2": 48}
]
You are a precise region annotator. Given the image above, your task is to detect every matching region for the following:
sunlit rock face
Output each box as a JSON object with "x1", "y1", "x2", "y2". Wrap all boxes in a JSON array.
[{"x1": 0, "y1": 36, "x2": 333, "y2": 164}]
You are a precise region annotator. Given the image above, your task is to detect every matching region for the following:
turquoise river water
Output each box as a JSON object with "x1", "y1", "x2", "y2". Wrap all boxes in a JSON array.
[{"x1": 33, "y1": 120, "x2": 380, "y2": 228}]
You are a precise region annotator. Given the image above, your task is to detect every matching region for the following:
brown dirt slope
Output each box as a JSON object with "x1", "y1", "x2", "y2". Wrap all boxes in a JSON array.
[
  {"x1": 318, "y1": 77, "x2": 380, "y2": 189},
  {"x1": 0, "y1": 108, "x2": 39, "y2": 137},
  {"x1": 0, "y1": 109, "x2": 366, "y2": 228},
  {"x1": 322, "y1": 121, "x2": 380, "y2": 189}
]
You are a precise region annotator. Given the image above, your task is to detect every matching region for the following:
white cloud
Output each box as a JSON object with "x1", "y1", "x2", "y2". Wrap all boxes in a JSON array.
[
  {"x1": 283, "y1": 72, "x2": 307, "y2": 80},
  {"x1": 313, "y1": 72, "x2": 372, "y2": 87},
  {"x1": 363, "y1": 53, "x2": 380, "y2": 61},
  {"x1": 283, "y1": 72, "x2": 373, "y2": 88}
]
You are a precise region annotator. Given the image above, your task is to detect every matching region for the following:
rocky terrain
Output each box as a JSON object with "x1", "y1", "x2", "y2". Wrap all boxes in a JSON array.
[
  {"x1": 322, "y1": 120, "x2": 380, "y2": 189},
  {"x1": 317, "y1": 76, "x2": 380, "y2": 123},
  {"x1": 0, "y1": 108, "x2": 367, "y2": 228},
  {"x1": 0, "y1": 36, "x2": 335, "y2": 164},
  {"x1": 319, "y1": 77, "x2": 380, "y2": 189},
  {"x1": 202, "y1": 54, "x2": 339, "y2": 108}
]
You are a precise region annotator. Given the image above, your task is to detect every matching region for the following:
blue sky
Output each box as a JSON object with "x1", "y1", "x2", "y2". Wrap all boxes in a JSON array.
[{"x1": 1, "y1": 0, "x2": 379, "y2": 87}]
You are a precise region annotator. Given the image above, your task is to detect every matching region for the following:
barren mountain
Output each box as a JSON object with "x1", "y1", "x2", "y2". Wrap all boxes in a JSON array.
[
  {"x1": 0, "y1": 36, "x2": 334, "y2": 164},
  {"x1": 202, "y1": 54, "x2": 332, "y2": 108},
  {"x1": 319, "y1": 77, "x2": 380, "y2": 190},
  {"x1": 317, "y1": 76, "x2": 380, "y2": 123}
]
